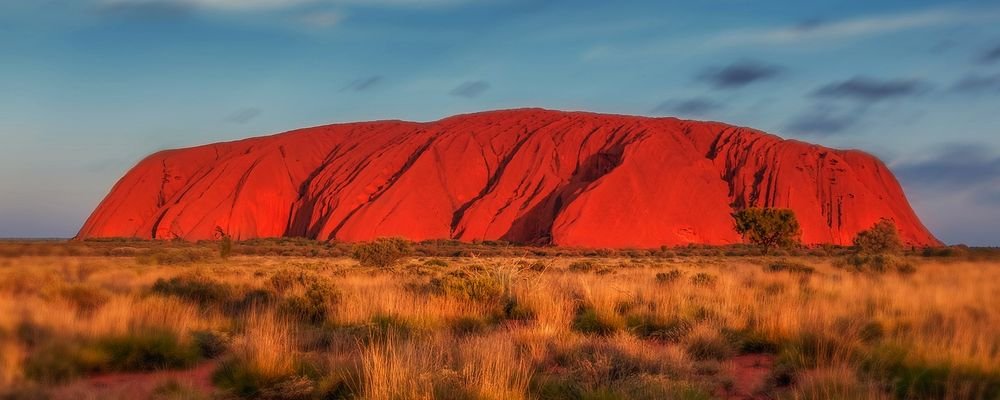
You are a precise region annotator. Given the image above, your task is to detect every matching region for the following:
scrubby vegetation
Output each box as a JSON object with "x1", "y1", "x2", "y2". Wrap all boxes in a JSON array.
[{"x1": 0, "y1": 240, "x2": 998, "y2": 399}]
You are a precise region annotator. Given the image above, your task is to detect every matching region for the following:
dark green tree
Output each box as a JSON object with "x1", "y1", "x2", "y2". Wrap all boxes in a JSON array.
[
  {"x1": 732, "y1": 208, "x2": 801, "y2": 254},
  {"x1": 853, "y1": 219, "x2": 902, "y2": 255},
  {"x1": 352, "y1": 237, "x2": 412, "y2": 268}
]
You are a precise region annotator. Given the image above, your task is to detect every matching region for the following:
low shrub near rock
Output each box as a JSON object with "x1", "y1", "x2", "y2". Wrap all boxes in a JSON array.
[
  {"x1": 765, "y1": 261, "x2": 815, "y2": 275},
  {"x1": 352, "y1": 238, "x2": 412, "y2": 268}
]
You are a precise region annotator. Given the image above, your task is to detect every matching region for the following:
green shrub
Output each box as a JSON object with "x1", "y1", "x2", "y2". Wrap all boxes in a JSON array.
[
  {"x1": 764, "y1": 261, "x2": 815, "y2": 275},
  {"x1": 423, "y1": 258, "x2": 449, "y2": 267},
  {"x1": 98, "y1": 330, "x2": 201, "y2": 371},
  {"x1": 138, "y1": 248, "x2": 214, "y2": 265},
  {"x1": 279, "y1": 282, "x2": 339, "y2": 325},
  {"x1": 352, "y1": 238, "x2": 412, "y2": 268},
  {"x1": 60, "y1": 285, "x2": 110, "y2": 315},
  {"x1": 689, "y1": 273, "x2": 716, "y2": 287},
  {"x1": 568, "y1": 260, "x2": 597, "y2": 272},
  {"x1": 571, "y1": 305, "x2": 618, "y2": 336},
  {"x1": 428, "y1": 272, "x2": 504, "y2": 303},
  {"x1": 151, "y1": 274, "x2": 233, "y2": 308},
  {"x1": 24, "y1": 341, "x2": 109, "y2": 382},
  {"x1": 625, "y1": 313, "x2": 693, "y2": 342},
  {"x1": 836, "y1": 254, "x2": 916, "y2": 274},
  {"x1": 654, "y1": 269, "x2": 682, "y2": 284},
  {"x1": 191, "y1": 330, "x2": 230, "y2": 359},
  {"x1": 721, "y1": 328, "x2": 778, "y2": 354},
  {"x1": 451, "y1": 316, "x2": 489, "y2": 336},
  {"x1": 854, "y1": 219, "x2": 903, "y2": 255},
  {"x1": 860, "y1": 344, "x2": 1000, "y2": 400},
  {"x1": 685, "y1": 334, "x2": 733, "y2": 361},
  {"x1": 732, "y1": 208, "x2": 801, "y2": 254}
]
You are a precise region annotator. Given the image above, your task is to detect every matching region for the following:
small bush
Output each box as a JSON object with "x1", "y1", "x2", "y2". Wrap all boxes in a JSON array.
[
  {"x1": 423, "y1": 258, "x2": 449, "y2": 267},
  {"x1": 854, "y1": 219, "x2": 903, "y2": 255},
  {"x1": 279, "y1": 282, "x2": 339, "y2": 325},
  {"x1": 765, "y1": 261, "x2": 815, "y2": 275},
  {"x1": 352, "y1": 238, "x2": 412, "y2": 268},
  {"x1": 655, "y1": 269, "x2": 682, "y2": 284},
  {"x1": 191, "y1": 330, "x2": 230, "y2": 359},
  {"x1": 151, "y1": 274, "x2": 233, "y2": 308},
  {"x1": 450, "y1": 316, "x2": 489, "y2": 336},
  {"x1": 98, "y1": 330, "x2": 201, "y2": 371},
  {"x1": 138, "y1": 248, "x2": 214, "y2": 265},
  {"x1": 60, "y1": 285, "x2": 110, "y2": 315},
  {"x1": 690, "y1": 273, "x2": 717, "y2": 287},
  {"x1": 428, "y1": 272, "x2": 504, "y2": 303},
  {"x1": 685, "y1": 334, "x2": 733, "y2": 361},
  {"x1": 836, "y1": 254, "x2": 916, "y2": 274},
  {"x1": 625, "y1": 313, "x2": 693, "y2": 342},
  {"x1": 567, "y1": 260, "x2": 596, "y2": 273},
  {"x1": 571, "y1": 305, "x2": 619, "y2": 335}
]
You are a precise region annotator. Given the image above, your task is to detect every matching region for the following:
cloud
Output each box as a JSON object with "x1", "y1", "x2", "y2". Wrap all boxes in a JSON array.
[
  {"x1": 450, "y1": 80, "x2": 490, "y2": 98},
  {"x1": 697, "y1": 61, "x2": 782, "y2": 89},
  {"x1": 978, "y1": 43, "x2": 1000, "y2": 64},
  {"x1": 298, "y1": 10, "x2": 343, "y2": 27},
  {"x1": 710, "y1": 7, "x2": 1000, "y2": 47},
  {"x1": 226, "y1": 108, "x2": 262, "y2": 124},
  {"x1": 951, "y1": 72, "x2": 1000, "y2": 93},
  {"x1": 95, "y1": 0, "x2": 194, "y2": 19},
  {"x1": 97, "y1": 0, "x2": 487, "y2": 12},
  {"x1": 894, "y1": 144, "x2": 1000, "y2": 188},
  {"x1": 651, "y1": 98, "x2": 723, "y2": 117},
  {"x1": 342, "y1": 76, "x2": 382, "y2": 91},
  {"x1": 812, "y1": 76, "x2": 927, "y2": 102},
  {"x1": 785, "y1": 104, "x2": 863, "y2": 136},
  {"x1": 99, "y1": 0, "x2": 315, "y2": 12}
]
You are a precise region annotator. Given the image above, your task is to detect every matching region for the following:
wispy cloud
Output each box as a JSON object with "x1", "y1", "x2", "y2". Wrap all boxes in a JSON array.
[
  {"x1": 812, "y1": 76, "x2": 928, "y2": 102},
  {"x1": 298, "y1": 10, "x2": 343, "y2": 27},
  {"x1": 226, "y1": 107, "x2": 262, "y2": 124},
  {"x1": 584, "y1": 6, "x2": 1000, "y2": 60},
  {"x1": 450, "y1": 80, "x2": 490, "y2": 98},
  {"x1": 697, "y1": 61, "x2": 782, "y2": 89},
  {"x1": 978, "y1": 43, "x2": 1000, "y2": 64},
  {"x1": 98, "y1": 0, "x2": 487, "y2": 12},
  {"x1": 651, "y1": 98, "x2": 722, "y2": 117},
  {"x1": 99, "y1": 0, "x2": 316, "y2": 12},
  {"x1": 709, "y1": 7, "x2": 1000, "y2": 47},
  {"x1": 785, "y1": 104, "x2": 864, "y2": 136},
  {"x1": 951, "y1": 72, "x2": 1000, "y2": 93},
  {"x1": 342, "y1": 76, "x2": 382, "y2": 91}
]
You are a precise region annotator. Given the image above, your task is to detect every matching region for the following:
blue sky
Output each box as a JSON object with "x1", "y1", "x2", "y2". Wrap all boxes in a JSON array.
[{"x1": 1, "y1": 0, "x2": 998, "y2": 245}]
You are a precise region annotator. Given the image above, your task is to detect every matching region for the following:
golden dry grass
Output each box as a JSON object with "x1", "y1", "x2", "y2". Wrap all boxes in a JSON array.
[{"x1": 0, "y1": 250, "x2": 996, "y2": 399}]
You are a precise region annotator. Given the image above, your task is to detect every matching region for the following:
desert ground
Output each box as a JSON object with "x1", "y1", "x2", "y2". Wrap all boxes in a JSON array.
[{"x1": 0, "y1": 240, "x2": 997, "y2": 400}]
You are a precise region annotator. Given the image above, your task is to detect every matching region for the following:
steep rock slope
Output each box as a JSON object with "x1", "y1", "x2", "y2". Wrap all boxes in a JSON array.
[{"x1": 78, "y1": 109, "x2": 939, "y2": 247}]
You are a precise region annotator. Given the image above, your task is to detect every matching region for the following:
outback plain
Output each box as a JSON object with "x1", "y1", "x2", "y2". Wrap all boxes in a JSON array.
[{"x1": 0, "y1": 239, "x2": 997, "y2": 400}]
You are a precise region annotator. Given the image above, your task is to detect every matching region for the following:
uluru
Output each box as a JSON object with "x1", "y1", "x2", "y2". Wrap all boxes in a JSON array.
[{"x1": 77, "y1": 109, "x2": 939, "y2": 248}]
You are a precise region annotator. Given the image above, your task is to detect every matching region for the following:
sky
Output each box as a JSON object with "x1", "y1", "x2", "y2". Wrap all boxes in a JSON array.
[{"x1": 0, "y1": 0, "x2": 998, "y2": 245}]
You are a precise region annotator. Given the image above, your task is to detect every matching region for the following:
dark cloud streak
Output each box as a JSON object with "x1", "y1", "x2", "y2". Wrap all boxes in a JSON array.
[
  {"x1": 450, "y1": 80, "x2": 490, "y2": 98},
  {"x1": 651, "y1": 98, "x2": 722, "y2": 116},
  {"x1": 812, "y1": 76, "x2": 927, "y2": 102},
  {"x1": 342, "y1": 76, "x2": 383, "y2": 92},
  {"x1": 697, "y1": 61, "x2": 782, "y2": 89},
  {"x1": 785, "y1": 104, "x2": 864, "y2": 136},
  {"x1": 95, "y1": 1, "x2": 194, "y2": 20}
]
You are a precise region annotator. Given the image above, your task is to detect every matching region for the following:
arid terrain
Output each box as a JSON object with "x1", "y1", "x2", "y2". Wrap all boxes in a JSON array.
[{"x1": 0, "y1": 240, "x2": 997, "y2": 399}]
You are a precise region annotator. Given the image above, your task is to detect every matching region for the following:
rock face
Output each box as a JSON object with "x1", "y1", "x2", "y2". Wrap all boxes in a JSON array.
[{"x1": 78, "y1": 109, "x2": 939, "y2": 247}]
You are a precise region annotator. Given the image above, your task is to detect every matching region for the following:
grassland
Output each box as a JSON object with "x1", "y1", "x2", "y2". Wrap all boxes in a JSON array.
[{"x1": 0, "y1": 240, "x2": 997, "y2": 399}]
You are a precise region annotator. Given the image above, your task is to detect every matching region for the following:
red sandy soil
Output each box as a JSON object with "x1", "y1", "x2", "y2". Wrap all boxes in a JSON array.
[
  {"x1": 78, "y1": 108, "x2": 938, "y2": 248},
  {"x1": 49, "y1": 361, "x2": 217, "y2": 400},
  {"x1": 718, "y1": 354, "x2": 776, "y2": 400}
]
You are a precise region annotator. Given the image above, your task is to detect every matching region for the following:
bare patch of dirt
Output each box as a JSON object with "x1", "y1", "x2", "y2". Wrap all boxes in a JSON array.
[
  {"x1": 717, "y1": 353, "x2": 775, "y2": 400},
  {"x1": 49, "y1": 361, "x2": 217, "y2": 400}
]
